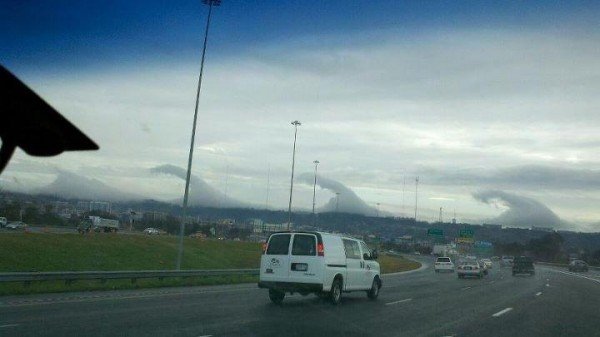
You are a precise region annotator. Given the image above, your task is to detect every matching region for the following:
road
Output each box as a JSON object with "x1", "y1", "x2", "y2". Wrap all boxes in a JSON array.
[{"x1": 1, "y1": 257, "x2": 599, "y2": 337}]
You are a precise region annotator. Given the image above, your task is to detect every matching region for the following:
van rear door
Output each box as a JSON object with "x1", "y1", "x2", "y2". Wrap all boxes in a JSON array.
[
  {"x1": 288, "y1": 233, "x2": 322, "y2": 284},
  {"x1": 261, "y1": 233, "x2": 292, "y2": 281}
]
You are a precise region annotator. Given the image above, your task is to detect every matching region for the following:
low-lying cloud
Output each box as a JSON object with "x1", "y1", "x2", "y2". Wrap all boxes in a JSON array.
[
  {"x1": 151, "y1": 164, "x2": 245, "y2": 208},
  {"x1": 473, "y1": 189, "x2": 565, "y2": 229},
  {"x1": 298, "y1": 173, "x2": 379, "y2": 216}
]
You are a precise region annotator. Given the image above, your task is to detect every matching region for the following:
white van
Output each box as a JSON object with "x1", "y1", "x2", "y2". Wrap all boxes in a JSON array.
[{"x1": 258, "y1": 231, "x2": 381, "y2": 305}]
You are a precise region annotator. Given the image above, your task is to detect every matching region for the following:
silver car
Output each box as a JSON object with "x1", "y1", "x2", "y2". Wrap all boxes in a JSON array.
[{"x1": 457, "y1": 260, "x2": 484, "y2": 279}]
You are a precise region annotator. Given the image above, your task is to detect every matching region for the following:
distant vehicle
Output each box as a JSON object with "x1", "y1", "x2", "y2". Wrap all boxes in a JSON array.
[
  {"x1": 6, "y1": 221, "x2": 27, "y2": 230},
  {"x1": 84, "y1": 216, "x2": 119, "y2": 233},
  {"x1": 568, "y1": 260, "x2": 589, "y2": 272},
  {"x1": 512, "y1": 256, "x2": 535, "y2": 276},
  {"x1": 479, "y1": 259, "x2": 490, "y2": 275},
  {"x1": 0, "y1": 217, "x2": 7, "y2": 227},
  {"x1": 143, "y1": 227, "x2": 160, "y2": 235},
  {"x1": 491, "y1": 256, "x2": 500, "y2": 261},
  {"x1": 434, "y1": 257, "x2": 455, "y2": 273},
  {"x1": 457, "y1": 260, "x2": 484, "y2": 279},
  {"x1": 259, "y1": 231, "x2": 381, "y2": 305},
  {"x1": 481, "y1": 258, "x2": 493, "y2": 269},
  {"x1": 414, "y1": 251, "x2": 421, "y2": 255},
  {"x1": 190, "y1": 232, "x2": 207, "y2": 239},
  {"x1": 500, "y1": 256, "x2": 514, "y2": 267}
]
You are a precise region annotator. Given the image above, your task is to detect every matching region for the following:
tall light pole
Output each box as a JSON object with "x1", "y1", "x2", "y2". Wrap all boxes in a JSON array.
[
  {"x1": 176, "y1": 0, "x2": 221, "y2": 270},
  {"x1": 414, "y1": 176, "x2": 419, "y2": 222},
  {"x1": 335, "y1": 192, "x2": 340, "y2": 212},
  {"x1": 376, "y1": 203, "x2": 381, "y2": 217},
  {"x1": 265, "y1": 164, "x2": 270, "y2": 210},
  {"x1": 312, "y1": 160, "x2": 319, "y2": 226},
  {"x1": 287, "y1": 120, "x2": 301, "y2": 230}
]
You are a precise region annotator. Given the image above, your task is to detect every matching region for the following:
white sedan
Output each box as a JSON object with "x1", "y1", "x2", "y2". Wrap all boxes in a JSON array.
[
  {"x1": 434, "y1": 257, "x2": 455, "y2": 272},
  {"x1": 457, "y1": 261, "x2": 484, "y2": 279}
]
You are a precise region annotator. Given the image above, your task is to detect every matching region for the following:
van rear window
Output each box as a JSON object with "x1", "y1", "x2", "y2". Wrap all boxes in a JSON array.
[
  {"x1": 292, "y1": 234, "x2": 316, "y2": 256},
  {"x1": 266, "y1": 234, "x2": 291, "y2": 255},
  {"x1": 437, "y1": 257, "x2": 450, "y2": 262}
]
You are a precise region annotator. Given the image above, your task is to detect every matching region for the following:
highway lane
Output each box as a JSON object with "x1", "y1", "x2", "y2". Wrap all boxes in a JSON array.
[{"x1": 0, "y1": 258, "x2": 599, "y2": 337}]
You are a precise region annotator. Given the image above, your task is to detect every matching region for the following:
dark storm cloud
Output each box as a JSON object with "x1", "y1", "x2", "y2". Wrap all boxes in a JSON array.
[{"x1": 423, "y1": 165, "x2": 600, "y2": 191}]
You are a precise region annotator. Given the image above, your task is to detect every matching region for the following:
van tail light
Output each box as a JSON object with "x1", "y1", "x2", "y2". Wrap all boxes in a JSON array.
[
  {"x1": 262, "y1": 243, "x2": 267, "y2": 254},
  {"x1": 317, "y1": 243, "x2": 324, "y2": 257}
]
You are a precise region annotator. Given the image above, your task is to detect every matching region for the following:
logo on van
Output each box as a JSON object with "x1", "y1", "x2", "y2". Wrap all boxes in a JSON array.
[{"x1": 270, "y1": 258, "x2": 281, "y2": 267}]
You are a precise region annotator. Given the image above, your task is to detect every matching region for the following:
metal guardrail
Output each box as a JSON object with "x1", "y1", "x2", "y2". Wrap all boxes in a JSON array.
[
  {"x1": 535, "y1": 262, "x2": 600, "y2": 271},
  {"x1": 0, "y1": 269, "x2": 260, "y2": 285}
]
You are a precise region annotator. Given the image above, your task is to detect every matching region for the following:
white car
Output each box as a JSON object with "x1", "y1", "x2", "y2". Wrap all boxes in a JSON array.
[
  {"x1": 0, "y1": 217, "x2": 7, "y2": 227},
  {"x1": 143, "y1": 227, "x2": 160, "y2": 235},
  {"x1": 481, "y1": 258, "x2": 493, "y2": 269},
  {"x1": 259, "y1": 231, "x2": 381, "y2": 305},
  {"x1": 6, "y1": 221, "x2": 27, "y2": 230},
  {"x1": 434, "y1": 257, "x2": 455, "y2": 272},
  {"x1": 457, "y1": 260, "x2": 484, "y2": 279},
  {"x1": 500, "y1": 256, "x2": 514, "y2": 267}
]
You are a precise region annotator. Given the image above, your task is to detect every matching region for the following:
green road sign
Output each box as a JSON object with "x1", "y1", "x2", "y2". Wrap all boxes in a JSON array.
[
  {"x1": 427, "y1": 228, "x2": 444, "y2": 237},
  {"x1": 459, "y1": 228, "x2": 474, "y2": 238}
]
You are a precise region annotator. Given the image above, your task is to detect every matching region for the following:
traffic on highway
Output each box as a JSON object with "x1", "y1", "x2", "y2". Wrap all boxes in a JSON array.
[{"x1": 1, "y1": 255, "x2": 599, "y2": 337}]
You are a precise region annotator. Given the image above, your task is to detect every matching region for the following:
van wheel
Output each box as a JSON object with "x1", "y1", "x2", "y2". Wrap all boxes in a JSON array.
[
  {"x1": 330, "y1": 278, "x2": 342, "y2": 305},
  {"x1": 367, "y1": 278, "x2": 380, "y2": 300},
  {"x1": 268, "y1": 289, "x2": 285, "y2": 305}
]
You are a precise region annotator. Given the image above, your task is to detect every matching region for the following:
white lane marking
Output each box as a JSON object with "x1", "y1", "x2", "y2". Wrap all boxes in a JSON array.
[
  {"x1": 488, "y1": 280, "x2": 495, "y2": 284},
  {"x1": 492, "y1": 307, "x2": 513, "y2": 317},
  {"x1": 0, "y1": 324, "x2": 20, "y2": 328},
  {"x1": 535, "y1": 292, "x2": 542, "y2": 296},
  {"x1": 546, "y1": 283, "x2": 550, "y2": 287},
  {"x1": 461, "y1": 286, "x2": 472, "y2": 290},
  {"x1": 550, "y1": 269, "x2": 600, "y2": 284},
  {"x1": 385, "y1": 298, "x2": 412, "y2": 305},
  {"x1": 198, "y1": 335, "x2": 212, "y2": 337}
]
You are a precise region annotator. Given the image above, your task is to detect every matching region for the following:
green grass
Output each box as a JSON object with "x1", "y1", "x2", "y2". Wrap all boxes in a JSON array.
[{"x1": 0, "y1": 233, "x2": 419, "y2": 295}]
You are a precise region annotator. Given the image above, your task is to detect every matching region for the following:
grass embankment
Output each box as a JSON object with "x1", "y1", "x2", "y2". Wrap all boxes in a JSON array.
[{"x1": 0, "y1": 233, "x2": 419, "y2": 295}]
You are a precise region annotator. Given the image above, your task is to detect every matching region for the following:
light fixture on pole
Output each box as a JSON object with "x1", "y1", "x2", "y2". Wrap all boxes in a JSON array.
[
  {"x1": 312, "y1": 160, "x2": 319, "y2": 226},
  {"x1": 176, "y1": 0, "x2": 221, "y2": 271},
  {"x1": 287, "y1": 120, "x2": 301, "y2": 230}
]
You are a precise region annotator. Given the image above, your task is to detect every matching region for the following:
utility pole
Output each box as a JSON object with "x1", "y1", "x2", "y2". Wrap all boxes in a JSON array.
[
  {"x1": 438, "y1": 207, "x2": 443, "y2": 223},
  {"x1": 265, "y1": 164, "x2": 270, "y2": 210},
  {"x1": 312, "y1": 160, "x2": 319, "y2": 226},
  {"x1": 335, "y1": 192, "x2": 340, "y2": 212},
  {"x1": 176, "y1": 0, "x2": 221, "y2": 270},
  {"x1": 402, "y1": 174, "x2": 406, "y2": 214},
  {"x1": 376, "y1": 203, "x2": 381, "y2": 217},
  {"x1": 414, "y1": 176, "x2": 419, "y2": 221},
  {"x1": 287, "y1": 120, "x2": 301, "y2": 230}
]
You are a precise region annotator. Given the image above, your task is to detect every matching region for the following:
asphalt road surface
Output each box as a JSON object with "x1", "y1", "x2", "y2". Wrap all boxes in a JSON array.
[{"x1": 1, "y1": 258, "x2": 599, "y2": 337}]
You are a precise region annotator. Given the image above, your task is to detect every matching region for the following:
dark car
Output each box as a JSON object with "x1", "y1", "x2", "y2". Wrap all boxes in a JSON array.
[
  {"x1": 569, "y1": 260, "x2": 589, "y2": 272},
  {"x1": 512, "y1": 256, "x2": 535, "y2": 276}
]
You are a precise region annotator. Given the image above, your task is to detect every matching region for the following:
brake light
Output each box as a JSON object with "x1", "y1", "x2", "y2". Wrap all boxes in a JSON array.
[
  {"x1": 262, "y1": 242, "x2": 267, "y2": 254},
  {"x1": 317, "y1": 243, "x2": 324, "y2": 256}
]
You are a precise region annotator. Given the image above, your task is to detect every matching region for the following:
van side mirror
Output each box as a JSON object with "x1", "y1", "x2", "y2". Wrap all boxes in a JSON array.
[
  {"x1": 372, "y1": 250, "x2": 378, "y2": 260},
  {"x1": 363, "y1": 253, "x2": 370, "y2": 260}
]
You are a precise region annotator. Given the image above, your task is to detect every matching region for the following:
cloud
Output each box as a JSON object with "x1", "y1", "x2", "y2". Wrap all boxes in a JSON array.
[
  {"x1": 473, "y1": 190, "x2": 565, "y2": 229},
  {"x1": 297, "y1": 173, "x2": 379, "y2": 216},
  {"x1": 150, "y1": 164, "x2": 245, "y2": 208},
  {"x1": 34, "y1": 170, "x2": 140, "y2": 201}
]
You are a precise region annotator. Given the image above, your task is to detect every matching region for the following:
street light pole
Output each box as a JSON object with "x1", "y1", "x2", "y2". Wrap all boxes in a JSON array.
[
  {"x1": 176, "y1": 0, "x2": 221, "y2": 270},
  {"x1": 287, "y1": 120, "x2": 301, "y2": 230},
  {"x1": 335, "y1": 192, "x2": 340, "y2": 212},
  {"x1": 414, "y1": 176, "x2": 419, "y2": 222},
  {"x1": 312, "y1": 160, "x2": 319, "y2": 226}
]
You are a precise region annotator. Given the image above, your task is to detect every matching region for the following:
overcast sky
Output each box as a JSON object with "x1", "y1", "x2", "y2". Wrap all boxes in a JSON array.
[{"x1": 1, "y1": 1, "x2": 600, "y2": 231}]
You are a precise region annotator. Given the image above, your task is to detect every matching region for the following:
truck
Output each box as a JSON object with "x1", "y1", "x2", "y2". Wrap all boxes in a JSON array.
[{"x1": 83, "y1": 216, "x2": 120, "y2": 233}]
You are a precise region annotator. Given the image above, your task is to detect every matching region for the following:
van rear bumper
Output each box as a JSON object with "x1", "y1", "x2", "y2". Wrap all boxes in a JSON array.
[{"x1": 258, "y1": 281, "x2": 323, "y2": 293}]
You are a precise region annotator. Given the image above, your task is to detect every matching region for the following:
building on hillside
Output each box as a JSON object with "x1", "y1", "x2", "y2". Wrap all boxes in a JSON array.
[
  {"x1": 253, "y1": 222, "x2": 291, "y2": 233},
  {"x1": 76, "y1": 201, "x2": 91, "y2": 213},
  {"x1": 217, "y1": 218, "x2": 235, "y2": 226},
  {"x1": 90, "y1": 201, "x2": 111, "y2": 213},
  {"x1": 143, "y1": 211, "x2": 167, "y2": 222},
  {"x1": 531, "y1": 226, "x2": 554, "y2": 232},
  {"x1": 483, "y1": 223, "x2": 503, "y2": 229}
]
